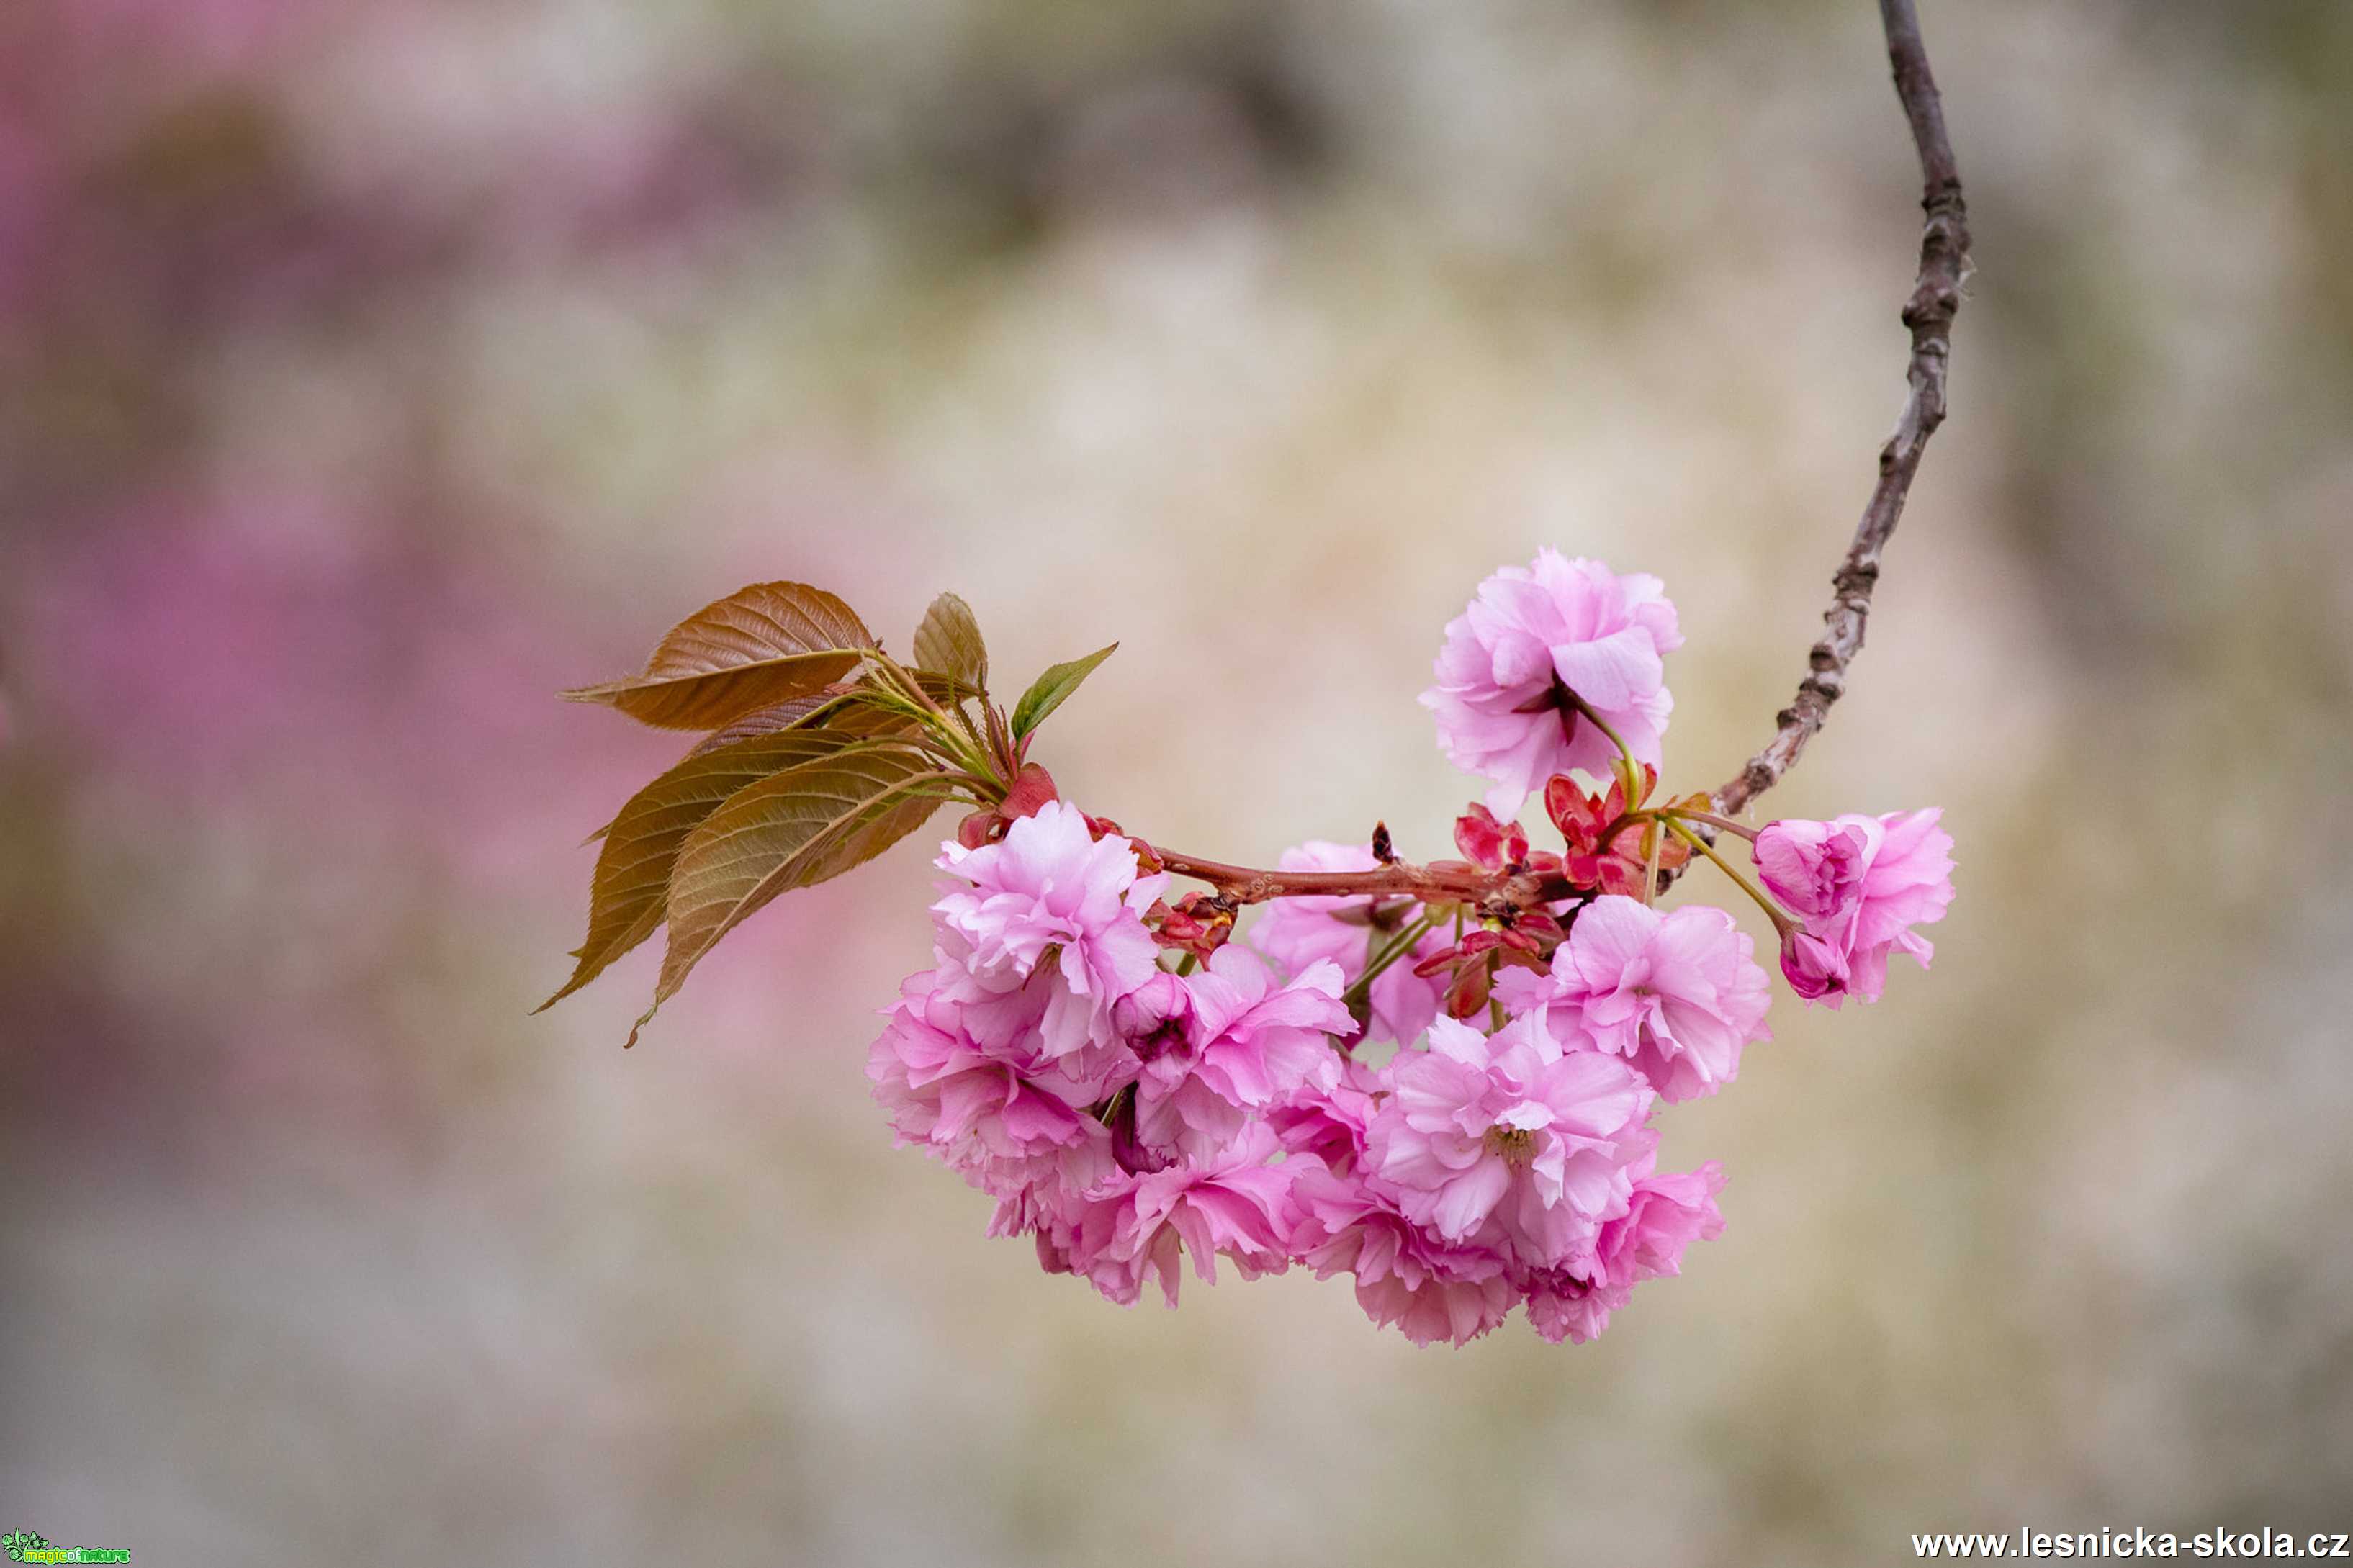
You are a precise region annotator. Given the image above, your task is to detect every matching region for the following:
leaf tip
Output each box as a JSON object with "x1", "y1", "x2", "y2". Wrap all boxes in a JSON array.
[{"x1": 534, "y1": 972, "x2": 587, "y2": 1014}]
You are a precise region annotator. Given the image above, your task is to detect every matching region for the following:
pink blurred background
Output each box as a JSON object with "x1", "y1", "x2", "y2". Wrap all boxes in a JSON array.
[{"x1": 5, "y1": 1, "x2": 2352, "y2": 1562}]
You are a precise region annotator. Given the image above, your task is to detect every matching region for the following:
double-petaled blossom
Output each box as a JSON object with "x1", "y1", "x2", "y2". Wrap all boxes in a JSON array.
[
  {"x1": 1265, "y1": 1056, "x2": 1386, "y2": 1172},
  {"x1": 1589, "y1": 1158, "x2": 1727, "y2": 1291},
  {"x1": 1249, "y1": 839, "x2": 1449, "y2": 1047},
  {"x1": 867, "y1": 970, "x2": 1120, "y2": 1201},
  {"x1": 1289, "y1": 1159, "x2": 1519, "y2": 1347},
  {"x1": 1521, "y1": 1156, "x2": 1726, "y2": 1344},
  {"x1": 1181, "y1": 947, "x2": 1349, "y2": 1112},
  {"x1": 1117, "y1": 947, "x2": 1351, "y2": 1161},
  {"x1": 1365, "y1": 1012, "x2": 1655, "y2": 1270},
  {"x1": 1500, "y1": 895, "x2": 1773, "y2": 1104},
  {"x1": 930, "y1": 798, "x2": 1169, "y2": 1058},
  {"x1": 1753, "y1": 808, "x2": 1954, "y2": 1006},
  {"x1": 1070, "y1": 1128, "x2": 1300, "y2": 1307},
  {"x1": 1421, "y1": 550, "x2": 1683, "y2": 817}
]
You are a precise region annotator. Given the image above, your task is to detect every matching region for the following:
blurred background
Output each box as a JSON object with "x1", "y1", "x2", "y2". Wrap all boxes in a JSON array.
[{"x1": 4, "y1": 0, "x2": 2351, "y2": 1562}]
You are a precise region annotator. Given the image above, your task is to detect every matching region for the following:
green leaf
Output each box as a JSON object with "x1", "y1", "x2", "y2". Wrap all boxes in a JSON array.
[
  {"x1": 562, "y1": 581, "x2": 876, "y2": 731},
  {"x1": 1010, "y1": 643, "x2": 1117, "y2": 739},
  {"x1": 537, "y1": 728, "x2": 875, "y2": 1011},
  {"x1": 628, "y1": 748, "x2": 955, "y2": 1044},
  {"x1": 912, "y1": 592, "x2": 988, "y2": 693}
]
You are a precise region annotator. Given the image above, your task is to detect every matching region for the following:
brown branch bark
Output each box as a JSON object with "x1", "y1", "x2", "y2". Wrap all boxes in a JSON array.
[
  {"x1": 1145, "y1": 0, "x2": 1969, "y2": 906},
  {"x1": 1146, "y1": 846, "x2": 1578, "y2": 912},
  {"x1": 1713, "y1": 0, "x2": 1971, "y2": 816}
]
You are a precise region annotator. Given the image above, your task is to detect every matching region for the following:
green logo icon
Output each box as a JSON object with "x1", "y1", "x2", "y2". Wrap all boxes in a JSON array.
[{"x1": 2, "y1": 1531, "x2": 127, "y2": 1564}]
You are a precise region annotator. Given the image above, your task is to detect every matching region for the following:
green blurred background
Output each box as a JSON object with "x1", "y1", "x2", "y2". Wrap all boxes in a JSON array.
[{"x1": 5, "y1": 1, "x2": 2351, "y2": 1562}]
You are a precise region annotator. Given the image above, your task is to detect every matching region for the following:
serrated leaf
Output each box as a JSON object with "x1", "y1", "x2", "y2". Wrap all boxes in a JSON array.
[
  {"x1": 538, "y1": 728, "x2": 885, "y2": 1011},
  {"x1": 912, "y1": 592, "x2": 988, "y2": 693},
  {"x1": 629, "y1": 750, "x2": 955, "y2": 1043},
  {"x1": 1011, "y1": 643, "x2": 1117, "y2": 739},
  {"x1": 562, "y1": 581, "x2": 876, "y2": 730}
]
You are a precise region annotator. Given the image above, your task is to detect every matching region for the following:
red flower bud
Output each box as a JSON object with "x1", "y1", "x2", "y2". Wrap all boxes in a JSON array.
[
  {"x1": 1443, "y1": 960, "x2": 1492, "y2": 1019},
  {"x1": 1151, "y1": 891, "x2": 1235, "y2": 957},
  {"x1": 1453, "y1": 803, "x2": 1529, "y2": 872},
  {"x1": 1002, "y1": 763, "x2": 1059, "y2": 820},
  {"x1": 1542, "y1": 772, "x2": 1688, "y2": 893},
  {"x1": 959, "y1": 764, "x2": 1063, "y2": 850}
]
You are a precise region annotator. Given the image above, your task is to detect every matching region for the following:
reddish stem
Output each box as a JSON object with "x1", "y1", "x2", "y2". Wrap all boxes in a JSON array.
[{"x1": 1144, "y1": 844, "x2": 1577, "y2": 910}]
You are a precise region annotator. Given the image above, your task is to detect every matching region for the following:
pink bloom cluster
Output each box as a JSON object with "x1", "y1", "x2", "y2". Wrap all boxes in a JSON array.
[
  {"x1": 1285, "y1": 1005, "x2": 1727, "y2": 1346},
  {"x1": 872, "y1": 801, "x2": 1356, "y2": 1308},
  {"x1": 873, "y1": 801, "x2": 1743, "y2": 1346},
  {"x1": 869, "y1": 555, "x2": 1955, "y2": 1347},
  {"x1": 1257, "y1": 892, "x2": 1762, "y2": 1343}
]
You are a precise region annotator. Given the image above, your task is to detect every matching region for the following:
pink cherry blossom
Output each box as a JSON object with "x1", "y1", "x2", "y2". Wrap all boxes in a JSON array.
[
  {"x1": 1421, "y1": 550, "x2": 1683, "y2": 816},
  {"x1": 1289, "y1": 1160, "x2": 1519, "y2": 1347},
  {"x1": 1108, "y1": 970, "x2": 1213, "y2": 1161},
  {"x1": 930, "y1": 799, "x2": 1169, "y2": 1058},
  {"x1": 1508, "y1": 896, "x2": 1773, "y2": 1103},
  {"x1": 1179, "y1": 947, "x2": 1349, "y2": 1108},
  {"x1": 1248, "y1": 839, "x2": 1447, "y2": 1047},
  {"x1": 1076, "y1": 1130, "x2": 1299, "y2": 1307},
  {"x1": 1520, "y1": 1276, "x2": 1619, "y2": 1346},
  {"x1": 1265, "y1": 1055, "x2": 1387, "y2": 1172},
  {"x1": 1522, "y1": 1157, "x2": 1726, "y2": 1343},
  {"x1": 1753, "y1": 808, "x2": 1955, "y2": 1006},
  {"x1": 866, "y1": 970, "x2": 1120, "y2": 1199},
  {"x1": 1364, "y1": 1012, "x2": 1655, "y2": 1269},
  {"x1": 1776, "y1": 929, "x2": 1851, "y2": 1003},
  {"x1": 1591, "y1": 1158, "x2": 1727, "y2": 1290},
  {"x1": 1120, "y1": 948, "x2": 1350, "y2": 1159}
]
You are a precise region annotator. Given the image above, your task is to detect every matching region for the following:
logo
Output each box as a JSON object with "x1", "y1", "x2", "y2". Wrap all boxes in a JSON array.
[{"x1": 2, "y1": 1531, "x2": 128, "y2": 1564}]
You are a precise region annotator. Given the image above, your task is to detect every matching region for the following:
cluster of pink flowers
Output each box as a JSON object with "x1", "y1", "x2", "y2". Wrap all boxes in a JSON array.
[
  {"x1": 871, "y1": 801, "x2": 1349, "y2": 1307},
  {"x1": 871, "y1": 553, "x2": 1953, "y2": 1346}
]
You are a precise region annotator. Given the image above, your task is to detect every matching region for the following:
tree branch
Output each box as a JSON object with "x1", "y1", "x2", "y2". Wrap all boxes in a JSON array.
[
  {"x1": 1711, "y1": 0, "x2": 1971, "y2": 816},
  {"x1": 1144, "y1": 844, "x2": 1576, "y2": 911}
]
